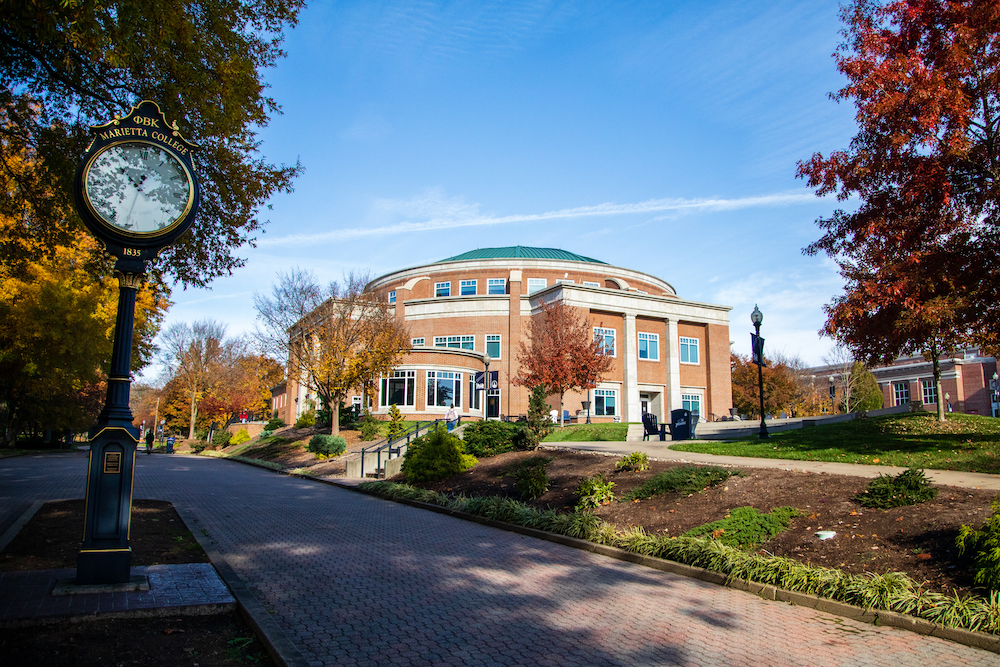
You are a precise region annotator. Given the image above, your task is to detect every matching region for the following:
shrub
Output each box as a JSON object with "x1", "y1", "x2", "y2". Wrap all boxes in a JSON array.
[
  {"x1": 683, "y1": 506, "x2": 800, "y2": 548},
  {"x1": 307, "y1": 434, "x2": 347, "y2": 458},
  {"x1": 359, "y1": 414, "x2": 381, "y2": 441},
  {"x1": 265, "y1": 418, "x2": 285, "y2": 431},
  {"x1": 525, "y1": 385, "x2": 554, "y2": 445},
  {"x1": 386, "y1": 404, "x2": 407, "y2": 441},
  {"x1": 212, "y1": 430, "x2": 232, "y2": 447},
  {"x1": 616, "y1": 452, "x2": 650, "y2": 472},
  {"x1": 295, "y1": 410, "x2": 316, "y2": 429},
  {"x1": 957, "y1": 496, "x2": 1000, "y2": 591},
  {"x1": 515, "y1": 462, "x2": 551, "y2": 500},
  {"x1": 231, "y1": 429, "x2": 251, "y2": 446},
  {"x1": 576, "y1": 474, "x2": 616, "y2": 509},
  {"x1": 620, "y1": 465, "x2": 740, "y2": 502},
  {"x1": 855, "y1": 468, "x2": 938, "y2": 509},
  {"x1": 461, "y1": 420, "x2": 524, "y2": 457},
  {"x1": 401, "y1": 425, "x2": 477, "y2": 484},
  {"x1": 259, "y1": 429, "x2": 274, "y2": 439}
]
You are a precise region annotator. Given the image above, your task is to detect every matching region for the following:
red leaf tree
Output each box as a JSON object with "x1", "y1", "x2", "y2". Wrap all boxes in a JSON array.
[
  {"x1": 513, "y1": 299, "x2": 613, "y2": 426},
  {"x1": 796, "y1": 0, "x2": 994, "y2": 419}
]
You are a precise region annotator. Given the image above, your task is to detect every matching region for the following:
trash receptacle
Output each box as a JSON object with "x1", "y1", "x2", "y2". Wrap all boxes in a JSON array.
[
  {"x1": 670, "y1": 409, "x2": 693, "y2": 441},
  {"x1": 165, "y1": 436, "x2": 175, "y2": 454}
]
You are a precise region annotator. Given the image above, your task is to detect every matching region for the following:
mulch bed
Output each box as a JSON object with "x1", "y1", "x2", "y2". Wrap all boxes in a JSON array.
[
  {"x1": 0, "y1": 499, "x2": 274, "y2": 666},
  {"x1": 412, "y1": 449, "x2": 998, "y2": 596}
]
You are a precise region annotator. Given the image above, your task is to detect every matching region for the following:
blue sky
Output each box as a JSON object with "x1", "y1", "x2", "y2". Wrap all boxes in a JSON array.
[{"x1": 159, "y1": 0, "x2": 857, "y2": 375}]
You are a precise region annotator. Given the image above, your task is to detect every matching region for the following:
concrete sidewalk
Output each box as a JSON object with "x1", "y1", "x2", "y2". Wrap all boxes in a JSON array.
[{"x1": 546, "y1": 438, "x2": 1000, "y2": 490}]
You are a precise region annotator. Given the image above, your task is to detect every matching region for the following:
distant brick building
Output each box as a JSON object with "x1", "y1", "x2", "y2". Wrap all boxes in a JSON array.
[
  {"x1": 810, "y1": 348, "x2": 999, "y2": 417},
  {"x1": 871, "y1": 349, "x2": 998, "y2": 417},
  {"x1": 286, "y1": 246, "x2": 733, "y2": 423}
]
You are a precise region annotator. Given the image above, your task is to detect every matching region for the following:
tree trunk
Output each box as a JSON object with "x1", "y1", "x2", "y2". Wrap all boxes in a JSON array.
[
  {"x1": 330, "y1": 395, "x2": 340, "y2": 436},
  {"x1": 559, "y1": 391, "x2": 564, "y2": 427},
  {"x1": 188, "y1": 389, "x2": 198, "y2": 440},
  {"x1": 930, "y1": 344, "x2": 945, "y2": 422}
]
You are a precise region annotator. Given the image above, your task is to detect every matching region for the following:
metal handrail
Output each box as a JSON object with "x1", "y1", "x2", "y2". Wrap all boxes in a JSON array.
[{"x1": 359, "y1": 416, "x2": 462, "y2": 479}]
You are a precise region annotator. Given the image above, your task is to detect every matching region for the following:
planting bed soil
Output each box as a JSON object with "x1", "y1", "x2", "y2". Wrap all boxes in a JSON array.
[
  {"x1": 0, "y1": 500, "x2": 273, "y2": 666},
  {"x1": 410, "y1": 449, "x2": 999, "y2": 596}
]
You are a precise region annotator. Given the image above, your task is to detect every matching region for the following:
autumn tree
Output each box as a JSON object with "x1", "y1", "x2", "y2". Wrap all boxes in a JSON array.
[
  {"x1": 730, "y1": 352, "x2": 801, "y2": 419},
  {"x1": 198, "y1": 343, "x2": 284, "y2": 425},
  {"x1": 513, "y1": 299, "x2": 614, "y2": 427},
  {"x1": 0, "y1": 161, "x2": 166, "y2": 444},
  {"x1": 254, "y1": 269, "x2": 410, "y2": 436},
  {"x1": 798, "y1": 1, "x2": 999, "y2": 402},
  {"x1": 160, "y1": 320, "x2": 227, "y2": 440},
  {"x1": 0, "y1": 0, "x2": 304, "y2": 287}
]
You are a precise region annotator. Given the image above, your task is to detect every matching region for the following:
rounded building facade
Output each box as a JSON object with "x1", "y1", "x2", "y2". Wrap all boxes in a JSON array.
[{"x1": 289, "y1": 246, "x2": 732, "y2": 424}]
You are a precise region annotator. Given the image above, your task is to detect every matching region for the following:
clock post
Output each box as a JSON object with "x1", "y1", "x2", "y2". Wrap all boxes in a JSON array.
[{"x1": 73, "y1": 101, "x2": 199, "y2": 585}]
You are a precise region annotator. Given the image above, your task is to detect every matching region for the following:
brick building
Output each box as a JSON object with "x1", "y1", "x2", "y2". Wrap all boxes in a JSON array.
[
  {"x1": 871, "y1": 349, "x2": 999, "y2": 417},
  {"x1": 286, "y1": 246, "x2": 733, "y2": 424}
]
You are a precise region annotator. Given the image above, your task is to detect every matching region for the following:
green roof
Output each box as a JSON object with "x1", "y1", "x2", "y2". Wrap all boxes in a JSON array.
[{"x1": 437, "y1": 246, "x2": 606, "y2": 264}]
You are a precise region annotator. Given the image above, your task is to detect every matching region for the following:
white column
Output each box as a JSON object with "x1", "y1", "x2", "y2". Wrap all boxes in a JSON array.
[
  {"x1": 623, "y1": 311, "x2": 640, "y2": 422},
  {"x1": 666, "y1": 318, "x2": 682, "y2": 413}
]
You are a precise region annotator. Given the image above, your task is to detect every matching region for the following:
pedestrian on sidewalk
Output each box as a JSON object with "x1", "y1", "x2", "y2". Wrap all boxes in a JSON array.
[{"x1": 145, "y1": 428, "x2": 154, "y2": 454}]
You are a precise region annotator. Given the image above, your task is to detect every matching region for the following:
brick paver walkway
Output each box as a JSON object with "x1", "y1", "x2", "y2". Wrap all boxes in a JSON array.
[{"x1": 1, "y1": 452, "x2": 996, "y2": 666}]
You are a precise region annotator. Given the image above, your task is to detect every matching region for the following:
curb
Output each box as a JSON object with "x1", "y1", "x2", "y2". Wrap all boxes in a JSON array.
[
  {"x1": 198, "y1": 449, "x2": 1000, "y2": 656},
  {"x1": 176, "y1": 506, "x2": 310, "y2": 667},
  {"x1": 329, "y1": 479, "x2": 1000, "y2": 656}
]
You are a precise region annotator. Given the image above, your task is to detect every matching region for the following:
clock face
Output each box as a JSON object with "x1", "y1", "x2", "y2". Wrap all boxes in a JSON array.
[{"x1": 83, "y1": 142, "x2": 194, "y2": 235}]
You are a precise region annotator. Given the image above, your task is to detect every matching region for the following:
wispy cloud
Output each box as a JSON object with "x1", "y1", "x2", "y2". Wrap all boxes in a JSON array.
[{"x1": 261, "y1": 191, "x2": 821, "y2": 247}]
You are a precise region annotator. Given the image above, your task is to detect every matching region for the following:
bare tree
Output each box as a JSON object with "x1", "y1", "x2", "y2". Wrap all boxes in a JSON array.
[
  {"x1": 253, "y1": 269, "x2": 410, "y2": 435},
  {"x1": 824, "y1": 344, "x2": 862, "y2": 414},
  {"x1": 160, "y1": 320, "x2": 228, "y2": 439}
]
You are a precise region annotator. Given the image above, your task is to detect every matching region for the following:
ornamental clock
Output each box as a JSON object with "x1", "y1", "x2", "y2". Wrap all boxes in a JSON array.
[{"x1": 74, "y1": 100, "x2": 200, "y2": 261}]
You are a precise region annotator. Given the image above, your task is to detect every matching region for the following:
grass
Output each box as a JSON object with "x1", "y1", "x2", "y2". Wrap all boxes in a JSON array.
[
  {"x1": 542, "y1": 422, "x2": 629, "y2": 442},
  {"x1": 670, "y1": 412, "x2": 1000, "y2": 473},
  {"x1": 620, "y1": 465, "x2": 741, "y2": 502}
]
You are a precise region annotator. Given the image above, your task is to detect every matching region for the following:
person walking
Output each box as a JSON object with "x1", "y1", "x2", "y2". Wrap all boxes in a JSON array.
[
  {"x1": 445, "y1": 402, "x2": 458, "y2": 431},
  {"x1": 145, "y1": 428, "x2": 154, "y2": 454}
]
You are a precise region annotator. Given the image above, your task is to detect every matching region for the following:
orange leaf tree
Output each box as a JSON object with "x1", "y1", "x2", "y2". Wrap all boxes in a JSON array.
[
  {"x1": 797, "y1": 0, "x2": 991, "y2": 419},
  {"x1": 730, "y1": 353, "x2": 802, "y2": 419},
  {"x1": 513, "y1": 299, "x2": 613, "y2": 426}
]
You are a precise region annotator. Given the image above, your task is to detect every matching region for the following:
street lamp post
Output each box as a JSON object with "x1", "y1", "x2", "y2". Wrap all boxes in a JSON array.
[
  {"x1": 751, "y1": 306, "x2": 769, "y2": 439},
  {"x1": 828, "y1": 376, "x2": 836, "y2": 415}
]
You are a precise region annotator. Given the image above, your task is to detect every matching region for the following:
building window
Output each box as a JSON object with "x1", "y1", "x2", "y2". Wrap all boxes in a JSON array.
[
  {"x1": 427, "y1": 371, "x2": 462, "y2": 408},
  {"x1": 582, "y1": 281, "x2": 600, "y2": 288},
  {"x1": 488, "y1": 278, "x2": 506, "y2": 295},
  {"x1": 682, "y1": 394, "x2": 701, "y2": 418},
  {"x1": 411, "y1": 337, "x2": 425, "y2": 346},
  {"x1": 388, "y1": 290, "x2": 396, "y2": 304},
  {"x1": 486, "y1": 335, "x2": 501, "y2": 359},
  {"x1": 435, "y1": 282, "x2": 450, "y2": 297},
  {"x1": 468, "y1": 375, "x2": 481, "y2": 411},
  {"x1": 380, "y1": 370, "x2": 415, "y2": 407},
  {"x1": 638, "y1": 332, "x2": 659, "y2": 360},
  {"x1": 594, "y1": 327, "x2": 616, "y2": 356},
  {"x1": 527, "y1": 278, "x2": 547, "y2": 294},
  {"x1": 893, "y1": 382, "x2": 910, "y2": 406},
  {"x1": 460, "y1": 279, "x2": 477, "y2": 296},
  {"x1": 434, "y1": 335, "x2": 475, "y2": 350},
  {"x1": 680, "y1": 337, "x2": 700, "y2": 364},
  {"x1": 594, "y1": 389, "x2": 616, "y2": 416},
  {"x1": 921, "y1": 379, "x2": 938, "y2": 405}
]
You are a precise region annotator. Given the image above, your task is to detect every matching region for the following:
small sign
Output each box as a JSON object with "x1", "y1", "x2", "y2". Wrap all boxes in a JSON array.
[
  {"x1": 751, "y1": 333, "x2": 766, "y2": 366},
  {"x1": 103, "y1": 451, "x2": 122, "y2": 474},
  {"x1": 489, "y1": 370, "x2": 499, "y2": 391}
]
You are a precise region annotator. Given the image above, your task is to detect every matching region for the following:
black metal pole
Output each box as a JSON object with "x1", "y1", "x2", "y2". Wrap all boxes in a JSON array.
[
  {"x1": 77, "y1": 257, "x2": 144, "y2": 585},
  {"x1": 755, "y1": 321, "x2": 769, "y2": 439}
]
